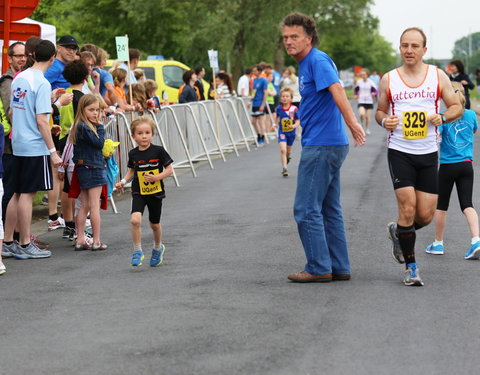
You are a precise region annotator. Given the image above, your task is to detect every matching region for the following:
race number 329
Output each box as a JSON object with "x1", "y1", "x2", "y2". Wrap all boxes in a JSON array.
[{"x1": 402, "y1": 110, "x2": 427, "y2": 139}]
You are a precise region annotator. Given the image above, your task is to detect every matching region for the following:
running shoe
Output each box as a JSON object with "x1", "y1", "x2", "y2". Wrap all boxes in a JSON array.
[
  {"x1": 85, "y1": 218, "x2": 92, "y2": 229},
  {"x1": 387, "y1": 222, "x2": 405, "y2": 264},
  {"x1": 258, "y1": 138, "x2": 264, "y2": 146},
  {"x1": 14, "y1": 242, "x2": 51, "y2": 259},
  {"x1": 0, "y1": 261, "x2": 5, "y2": 275},
  {"x1": 131, "y1": 250, "x2": 144, "y2": 267},
  {"x1": 287, "y1": 155, "x2": 291, "y2": 164},
  {"x1": 62, "y1": 226, "x2": 71, "y2": 239},
  {"x1": 1, "y1": 241, "x2": 17, "y2": 258},
  {"x1": 68, "y1": 228, "x2": 76, "y2": 241},
  {"x1": 366, "y1": 129, "x2": 371, "y2": 135},
  {"x1": 282, "y1": 168, "x2": 288, "y2": 177},
  {"x1": 31, "y1": 235, "x2": 50, "y2": 250},
  {"x1": 403, "y1": 262, "x2": 424, "y2": 286},
  {"x1": 150, "y1": 245, "x2": 166, "y2": 267},
  {"x1": 48, "y1": 216, "x2": 65, "y2": 231},
  {"x1": 465, "y1": 241, "x2": 480, "y2": 260},
  {"x1": 426, "y1": 242, "x2": 444, "y2": 255}
]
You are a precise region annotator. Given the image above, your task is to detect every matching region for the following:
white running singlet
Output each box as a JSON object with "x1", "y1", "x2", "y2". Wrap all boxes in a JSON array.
[{"x1": 387, "y1": 64, "x2": 440, "y2": 154}]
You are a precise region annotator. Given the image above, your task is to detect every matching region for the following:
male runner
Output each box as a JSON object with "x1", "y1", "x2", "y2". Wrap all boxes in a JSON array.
[{"x1": 375, "y1": 27, "x2": 462, "y2": 286}]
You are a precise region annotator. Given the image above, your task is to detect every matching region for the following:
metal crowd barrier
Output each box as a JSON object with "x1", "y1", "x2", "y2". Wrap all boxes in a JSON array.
[{"x1": 104, "y1": 97, "x2": 256, "y2": 211}]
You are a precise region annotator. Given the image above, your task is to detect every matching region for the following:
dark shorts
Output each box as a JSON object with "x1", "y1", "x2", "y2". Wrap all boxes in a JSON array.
[
  {"x1": 278, "y1": 132, "x2": 296, "y2": 146},
  {"x1": 131, "y1": 194, "x2": 163, "y2": 224},
  {"x1": 251, "y1": 106, "x2": 265, "y2": 117},
  {"x1": 12, "y1": 155, "x2": 53, "y2": 193},
  {"x1": 76, "y1": 166, "x2": 107, "y2": 190},
  {"x1": 358, "y1": 103, "x2": 374, "y2": 110},
  {"x1": 387, "y1": 148, "x2": 438, "y2": 194},
  {"x1": 63, "y1": 173, "x2": 70, "y2": 194},
  {"x1": 58, "y1": 135, "x2": 68, "y2": 154},
  {"x1": 437, "y1": 162, "x2": 474, "y2": 211}
]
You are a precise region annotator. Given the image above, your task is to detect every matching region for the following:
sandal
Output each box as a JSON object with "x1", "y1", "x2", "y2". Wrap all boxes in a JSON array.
[
  {"x1": 92, "y1": 242, "x2": 108, "y2": 251},
  {"x1": 74, "y1": 241, "x2": 91, "y2": 251}
]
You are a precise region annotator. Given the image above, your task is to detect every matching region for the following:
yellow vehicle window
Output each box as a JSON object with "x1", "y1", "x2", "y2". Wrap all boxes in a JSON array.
[{"x1": 163, "y1": 65, "x2": 185, "y2": 89}]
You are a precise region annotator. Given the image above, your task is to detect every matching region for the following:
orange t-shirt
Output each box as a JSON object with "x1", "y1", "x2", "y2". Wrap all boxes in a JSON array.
[{"x1": 107, "y1": 86, "x2": 126, "y2": 103}]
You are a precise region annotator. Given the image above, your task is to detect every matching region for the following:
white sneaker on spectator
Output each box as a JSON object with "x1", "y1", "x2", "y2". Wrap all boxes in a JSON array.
[
  {"x1": 48, "y1": 216, "x2": 65, "y2": 231},
  {"x1": 0, "y1": 261, "x2": 5, "y2": 275}
]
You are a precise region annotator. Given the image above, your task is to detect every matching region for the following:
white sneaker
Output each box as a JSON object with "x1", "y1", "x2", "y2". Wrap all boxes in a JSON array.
[
  {"x1": 0, "y1": 262, "x2": 5, "y2": 275},
  {"x1": 48, "y1": 216, "x2": 65, "y2": 231}
]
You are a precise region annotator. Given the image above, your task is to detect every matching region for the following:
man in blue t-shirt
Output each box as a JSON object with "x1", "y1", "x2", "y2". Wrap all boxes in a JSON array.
[
  {"x1": 3, "y1": 40, "x2": 63, "y2": 260},
  {"x1": 45, "y1": 35, "x2": 79, "y2": 90},
  {"x1": 251, "y1": 64, "x2": 268, "y2": 145},
  {"x1": 281, "y1": 13, "x2": 365, "y2": 283}
]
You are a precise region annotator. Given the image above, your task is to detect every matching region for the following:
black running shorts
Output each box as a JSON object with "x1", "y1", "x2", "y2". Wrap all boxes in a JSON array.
[
  {"x1": 131, "y1": 194, "x2": 163, "y2": 224},
  {"x1": 387, "y1": 149, "x2": 438, "y2": 194}
]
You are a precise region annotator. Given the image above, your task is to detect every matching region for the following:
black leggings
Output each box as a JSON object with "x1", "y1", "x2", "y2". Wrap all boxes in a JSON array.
[{"x1": 437, "y1": 162, "x2": 474, "y2": 212}]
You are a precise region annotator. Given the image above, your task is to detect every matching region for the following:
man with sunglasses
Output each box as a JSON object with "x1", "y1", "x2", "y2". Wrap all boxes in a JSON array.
[{"x1": 45, "y1": 35, "x2": 79, "y2": 90}]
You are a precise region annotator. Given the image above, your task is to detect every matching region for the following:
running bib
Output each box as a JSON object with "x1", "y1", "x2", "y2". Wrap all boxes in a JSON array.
[
  {"x1": 137, "y1": 169, "x2": 162, "y2": 195},
  {"x1": 281, "y1": 118, "x2": 294, "y2": 132},
  {"x1": 402, "y1": 110, "x2": 428, "y2": 139}
]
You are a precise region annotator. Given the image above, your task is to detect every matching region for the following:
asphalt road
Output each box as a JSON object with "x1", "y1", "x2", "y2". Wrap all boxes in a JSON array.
[{"x1": 2, "y1": 110, "x2": 480, "y2": 375}]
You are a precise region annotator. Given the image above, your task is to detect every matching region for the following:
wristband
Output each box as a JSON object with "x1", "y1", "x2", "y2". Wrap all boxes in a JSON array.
[
  {"x1": 381, "y1": 118, "x2": 387, "y2": 128},
  {"x1": 120, "y1": 178, "x2": 127, "y2": 185},
  {"x1": 55, "y1": 102, "x2": 62, "y2": 109},
  {"x1": 48, "y1": 147, "x2": 56, "y2": 154}
]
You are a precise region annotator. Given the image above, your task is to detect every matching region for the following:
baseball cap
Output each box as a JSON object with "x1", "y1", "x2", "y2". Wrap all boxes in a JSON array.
[{"x1": 57, "y1": 35, "x2": 78, "y2": 48}]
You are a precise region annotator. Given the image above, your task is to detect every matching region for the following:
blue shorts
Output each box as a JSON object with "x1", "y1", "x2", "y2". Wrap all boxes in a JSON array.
[{"x1": 278, "y1": 132, "x2": 296, "y2": 146}]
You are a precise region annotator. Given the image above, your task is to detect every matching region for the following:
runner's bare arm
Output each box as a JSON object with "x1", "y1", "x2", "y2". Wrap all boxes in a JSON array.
[
  {"x1": 328, "y1": 82, "x2": 365, "y2": 146},
  {"x1": 429, "y1": 69, "x2": 463, "y2": 126},
  {"x1": 144, "y1": 164, "x2": 173, "y2": 182},
  {"x1": 375, "y1": 74, "x2": 399, "y2": 131}
]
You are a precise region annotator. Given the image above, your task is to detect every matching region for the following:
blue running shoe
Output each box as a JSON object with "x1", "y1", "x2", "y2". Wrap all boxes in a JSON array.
[
  {"x1": 465, "y1": 241, "x2": 480, "y2": 260},
  {"x1": 131, "y1": 250, "x2": 144, "y2": 267},
  {"x1": 150, "y1": 245, "x2": 166, "y2": 267},
  {"x1": 403, "y1": 262, "x2": 424, "y2": 286},
  {"x1": 387, "y1": 222, "x2": 405, "y2": 264},
  {"x1": 426, "y1": 242, "x2": 444, "y2": 255}
]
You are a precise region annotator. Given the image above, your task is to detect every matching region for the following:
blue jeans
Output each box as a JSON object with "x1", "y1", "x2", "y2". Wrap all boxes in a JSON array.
[{"x1": 294, "y1": 145, "x2": 350, "y2": 275}]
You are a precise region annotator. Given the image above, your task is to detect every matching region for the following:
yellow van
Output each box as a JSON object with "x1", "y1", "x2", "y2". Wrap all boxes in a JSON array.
[
  {"x1": 138, "y1": 60, "x2": 209, "y2": 103},
  {"x1": 106, "y1": 59, "x2": 209, "y2": 103}
]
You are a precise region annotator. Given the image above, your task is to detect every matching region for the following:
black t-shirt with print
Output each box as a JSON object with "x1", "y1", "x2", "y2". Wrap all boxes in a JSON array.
[{"x1": 127, "y1": 144, "x2": 173, "y2": 198}]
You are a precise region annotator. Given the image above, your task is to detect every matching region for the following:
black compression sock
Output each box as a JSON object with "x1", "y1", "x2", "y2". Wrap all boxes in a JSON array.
[
  {"x1": 49, "y1": 213, "x2": 59, "y2": 221},
  {"x1": 397, "y1": 224, "x2": 416, "y2": 265},
  {"x1": 414, "y1": 221, "x2": 424, "y2": 230}
]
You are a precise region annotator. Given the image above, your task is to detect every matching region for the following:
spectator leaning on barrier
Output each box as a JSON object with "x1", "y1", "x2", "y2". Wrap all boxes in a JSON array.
[
  {"x1": 109, "y1": 68, "x2": 135, "y2": 111},
  {"x1": 179, "y1": 70, "x2": 198, "y2": 103},
  {"x1": 3, "y1": 39, "x2": 63, "y2": 260},
  {"x1": 93, "y1": 47, "x2": 118, "y2": 107},
  {"x1": 194, "y1": 66, "x2": 206, "y2": 100},
  {"x1": 0, "y1": 42, "x2": 26, "y2": 228},
  {"x1": 45, "y1": 35, "x2": 79, "y2": 90}
]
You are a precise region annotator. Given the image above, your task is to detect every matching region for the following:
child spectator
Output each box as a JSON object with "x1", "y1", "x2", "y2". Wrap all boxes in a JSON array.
[
  {"x1": 273, "y1": 87, "x2": 299, "y2": 177},
  {"x1": 425, "y1": 82, "x2": 480, "y2": 259},
  {"x1": 215, "y1": 72, "x2": 233, "y2": 99},
  {"x1": 58, "y1": 60, "x2": 88, "y2": 239},
  {"x1": 108, "y1": 68, "x2": 135, "y2": 112},
  {"x1": 128, "y1": 82, "x2": 148, "y2": 112},
  {"x1": 69, "y1": 94, "x2": 108, "y2": 250},
  {"x1": 115, "y1": 117, "x2": 173, "y2": 267},
  {"x1": 144, "y1": 79, "x2": 160, "y2": 110},
  {"x1": 134, "y1": 68, "x2": 146, "y2": 82}
]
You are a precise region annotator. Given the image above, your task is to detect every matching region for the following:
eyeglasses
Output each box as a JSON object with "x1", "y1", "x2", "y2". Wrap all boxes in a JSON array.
[{"x1": 11, "y1": 54, "x2": 26, "y2": 59}]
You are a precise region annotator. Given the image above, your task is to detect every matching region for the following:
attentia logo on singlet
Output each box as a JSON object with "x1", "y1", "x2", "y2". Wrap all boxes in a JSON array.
[{"x1": 391, "y1": 86, "x2": 436, "y2": 102}]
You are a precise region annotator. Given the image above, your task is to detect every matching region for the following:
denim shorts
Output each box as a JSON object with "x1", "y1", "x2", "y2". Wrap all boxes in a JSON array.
[{"x1": 76, "y1": 166, "x2": 107, "y2": 189}]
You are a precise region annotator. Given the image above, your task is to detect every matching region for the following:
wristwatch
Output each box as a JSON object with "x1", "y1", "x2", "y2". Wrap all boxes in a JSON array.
[{"x1": 441, "y1": 114, "x2": 447, "y2": 123}]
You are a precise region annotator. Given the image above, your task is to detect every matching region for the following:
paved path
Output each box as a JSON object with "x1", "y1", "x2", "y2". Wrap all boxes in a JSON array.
[{"x1": 2, "y1": 112, "x2": 480, "y2": 375}]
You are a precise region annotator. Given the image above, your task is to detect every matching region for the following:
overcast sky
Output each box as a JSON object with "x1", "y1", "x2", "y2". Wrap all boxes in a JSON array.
[{"x1": 370, "y1": 0, "x2": 479, "y2": 59}]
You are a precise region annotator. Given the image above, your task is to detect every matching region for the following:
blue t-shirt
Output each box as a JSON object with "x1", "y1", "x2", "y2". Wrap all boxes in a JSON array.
[
  {"x1": 273, "y1": 71, "x2": 282, "y2": 93},
  {"x1": 44, "y1": 59, "x2": 69, "y2": 90},
  {"x1": 439, "y1": 109, "x2": 478, "y2": 164},
  {"x1": 10, "y1": 68, "x2": 52, "y2": 156},
  {"x1": 94, "y1": 68, "x2": 114, "y2": 98},
  {"x1": 298, "y1": 48, "x2": 348, "y2": 146},
  {"x1": 252, "y1": 77, "x2": 268, "y2": 107},
  {"x1": 275, "y1": 104, "x2": 298, "y2": 135}
]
